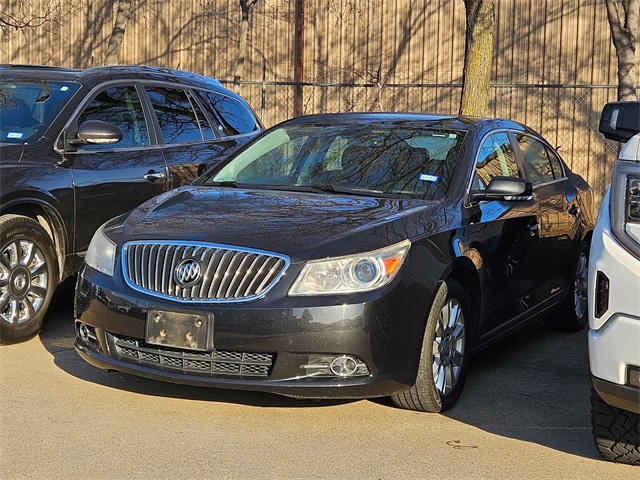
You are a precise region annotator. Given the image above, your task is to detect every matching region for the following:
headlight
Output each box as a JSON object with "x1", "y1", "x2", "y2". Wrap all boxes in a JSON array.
[
  {"x1": 289, "y1": 239, "x2": 411, "y2": 295},
  {"x1": 610, "y1": 161, "x2": 640, "y2": 259},
  {"x1": 85, "y1": 224, "x2": 117, "y2": 276}
]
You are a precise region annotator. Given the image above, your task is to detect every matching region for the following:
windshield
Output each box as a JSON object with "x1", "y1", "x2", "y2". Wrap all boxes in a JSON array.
[
  {"x1": 0, "y1": 80, "x2": 80, "y2": 144},
  {"x1": 209, "y1": 123, "x2": 465, "y2": 200}
]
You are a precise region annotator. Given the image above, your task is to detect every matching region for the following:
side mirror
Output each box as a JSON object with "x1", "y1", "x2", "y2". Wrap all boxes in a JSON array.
[
  {"x1": 68, "y1": 120, "x2": 122, "y2": 146},
  {"x1": 469, "y1": 176, "x2": 533, "y2": 204},
  {"x1": 599, "y1": 101, "x2": 640, "y2": 143}
]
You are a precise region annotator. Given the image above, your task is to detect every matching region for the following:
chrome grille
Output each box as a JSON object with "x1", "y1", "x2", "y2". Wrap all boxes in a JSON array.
[
  {"x1": 122, "y1": 241, "x2": 289, "y2": 302},
  {"x1": 109, "y1": 333, "x2": 274, "y2": 378}
]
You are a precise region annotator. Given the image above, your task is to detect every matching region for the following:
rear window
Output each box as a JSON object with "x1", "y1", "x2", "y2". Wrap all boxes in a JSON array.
[{"x1": 199, "y1": 91, "x2": 259, "y2": 136}]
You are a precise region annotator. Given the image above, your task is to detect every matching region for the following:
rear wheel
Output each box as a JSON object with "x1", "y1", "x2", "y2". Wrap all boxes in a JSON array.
[
  {"x1": 591, "y1": 385, "x2": 640, "y2": 465},
  {"x1": 391, "y1": 279, "x2": 471, "y2": 412},
  {"x1": 0, "y1": 214, "x2": 58, "y2": 344},
  {"x1": 545, "y1": 240, "x2": 589, "y2": 332}
]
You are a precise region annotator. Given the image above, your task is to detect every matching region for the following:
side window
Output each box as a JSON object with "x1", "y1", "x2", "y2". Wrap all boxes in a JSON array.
[
  {"x1": 546, "y1": 147, "x2": 566, "y2": 179},
  {"x1": 516, "y1": 134, "x2": 555, "y2": 185},
  {"x1": 200, "y1": 91, "x2": 258, "y2": 136},
  {"x1": 189, "y1": 92, "x2": 216, "y2": 140},
  {"x1": 77, "y1": 86, "x2": 149, "y2": 150},
  {"x1": 145, "y1": 86, "x2": 204, "y2": 144},
  {"x1": 473, "y1": 132, "x2": 519, "y2": 190}
]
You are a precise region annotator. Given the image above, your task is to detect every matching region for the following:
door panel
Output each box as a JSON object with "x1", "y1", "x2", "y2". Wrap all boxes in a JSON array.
[
  {"x1": 70, "y1": 148, "x2": 167, "y2": 253},
  {"x1": 514, "y1": 134, "x2": 578, "y2": 303},
  {"x1": 67, "y1": 84, "x2": 167, "y2": 253},
  {"x1": 469, "y1": 132, "x2": 541, "y2": 339},
  {"x1": 535, "y1": 181, "x2": 579, "y2": 298}
]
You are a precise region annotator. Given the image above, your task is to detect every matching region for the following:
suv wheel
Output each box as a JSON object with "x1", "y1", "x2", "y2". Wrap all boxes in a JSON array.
[
  {"x1": 0, "y1": 214, "x2": 58, "y2": 344},
  {"x1": 391, "y1": 279, "x2": 470, "y2": 412},
  {"x1": 591, "y1": 385, "x2": 640, "y2": 465}
]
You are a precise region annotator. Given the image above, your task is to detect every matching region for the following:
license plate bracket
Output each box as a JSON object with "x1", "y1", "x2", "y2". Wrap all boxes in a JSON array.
[{"x1": 146, "y1": 309, "x2": 212, "y2": 351}]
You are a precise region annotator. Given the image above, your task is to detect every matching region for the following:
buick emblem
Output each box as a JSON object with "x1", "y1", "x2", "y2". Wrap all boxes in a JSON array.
[{"x1": 174, "y1": 258, "x2": 202, "y2": 287}]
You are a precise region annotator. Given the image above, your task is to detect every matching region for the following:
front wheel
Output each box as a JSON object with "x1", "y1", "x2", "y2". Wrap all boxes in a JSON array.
[
  {"x1": 391, "y1": 279, "x2": 471, "y2": 412},
  {"x1": 0, "y1": 214, "x2": 58, "y2": 344},
  {"x1": 591, "y1": 385, "x2": 640, "y2": 465}
]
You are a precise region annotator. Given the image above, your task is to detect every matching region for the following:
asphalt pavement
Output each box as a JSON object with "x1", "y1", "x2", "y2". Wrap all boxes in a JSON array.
[{"x1": 0, "y1": 290, "x2": 636, "y2": 479}]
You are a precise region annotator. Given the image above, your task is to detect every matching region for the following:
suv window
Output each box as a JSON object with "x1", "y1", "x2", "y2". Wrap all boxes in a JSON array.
[
  {"x1": 473, "y1": 132, "x2": 519, "y2": 190},
  {"x1": 76, "y1": 85, "x2": 149, "y2": 150},
  {"x1": 189, "y1": 92, "x2": 216, "y2": 140},
  {"x1": 199, "y1": 91, "x2": 258, "y2": 136},
  {"x1": 146, "y1": 86, "x2": 205, "y2": 144},
  {"x1": 515, "y1": 134, "x2": 555, "y2": 185}
]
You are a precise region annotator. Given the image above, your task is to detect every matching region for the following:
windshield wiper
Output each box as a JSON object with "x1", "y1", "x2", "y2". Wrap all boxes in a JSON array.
[
  {"x1": 209, "y1": 181, "x2": 390, "y2": 197},
  {"x1": 210, "y1": 180, "x2": 239, "y2": 187},
  {"x1": 308, "y1": 184, "x2": 386, "y2": 196}
]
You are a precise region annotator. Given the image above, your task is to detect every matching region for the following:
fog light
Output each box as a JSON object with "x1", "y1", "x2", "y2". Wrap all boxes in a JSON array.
[
  {"x1": 77, "y1": 322, "x2": 97, "y2": 344},
  {"x1": 79, "y1": 323, "x2": 90, "y2": 342},
  {"x1": 628, "y1": 366, "x2": 640, "y2": 388},
  {"x1": 330, "y1": 356, "x2": 358, "y2": 376},
  {"x1": 301, "y1": 354, "x2": 369, "y2": 378}
]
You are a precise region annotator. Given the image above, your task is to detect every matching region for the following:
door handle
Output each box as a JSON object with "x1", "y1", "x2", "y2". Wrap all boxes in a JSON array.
[
  {"x1": 527, "y1": 222, "x2": 539, "y2": 237},
  {"x1": 144, "y1": 170, "x2": 166, "y2": 182}
]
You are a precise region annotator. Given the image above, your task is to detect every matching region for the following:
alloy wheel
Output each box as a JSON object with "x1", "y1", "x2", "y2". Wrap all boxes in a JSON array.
[
  {"x1": 432, "y1": 298, "x2": 466, "y2": 396},
  {"x1": 574, "y1": 251, "x2": 588, "y2": 319},
  {"x1": 0, "y1": 238, "x2": 49, "y2": 325}
]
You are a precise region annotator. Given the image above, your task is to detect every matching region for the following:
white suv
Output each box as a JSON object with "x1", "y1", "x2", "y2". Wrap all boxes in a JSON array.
[{"x1": 589, "y1": 101, "x2": 640, "y2": 465}]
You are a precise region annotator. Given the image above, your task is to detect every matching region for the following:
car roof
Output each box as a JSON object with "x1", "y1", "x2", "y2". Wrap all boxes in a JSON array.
[
  {"x1": 0, "y1": 64, "x2": 223, "y2": 90},
  {"x1": 279, "y1": 112, "x2": 533, "y2": 135}
]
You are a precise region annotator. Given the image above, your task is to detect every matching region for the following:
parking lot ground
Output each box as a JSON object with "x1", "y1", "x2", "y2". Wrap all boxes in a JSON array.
[{"x1": 1, "y1": 293, "x2": 637, "y2": 480}]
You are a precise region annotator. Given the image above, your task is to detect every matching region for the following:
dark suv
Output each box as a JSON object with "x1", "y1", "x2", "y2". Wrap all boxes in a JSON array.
[{"x1": 0, "y1": 64, "x2": 262, "y2": 343}]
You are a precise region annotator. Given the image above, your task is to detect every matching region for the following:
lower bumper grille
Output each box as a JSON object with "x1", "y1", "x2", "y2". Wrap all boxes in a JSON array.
[{"x1": 107, "y1": 333, "x2": 274, "y2": 378}]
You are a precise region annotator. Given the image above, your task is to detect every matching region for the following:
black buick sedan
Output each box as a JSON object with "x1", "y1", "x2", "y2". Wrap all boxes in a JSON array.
[{"x1": 74, "y1": 113, "x2": 595, "y2": 412}]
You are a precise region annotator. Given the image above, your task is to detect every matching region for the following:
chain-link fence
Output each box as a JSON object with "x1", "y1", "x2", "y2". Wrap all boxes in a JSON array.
[{"x1": 224, "y1": 80, "x2": 629, "y2": 204}]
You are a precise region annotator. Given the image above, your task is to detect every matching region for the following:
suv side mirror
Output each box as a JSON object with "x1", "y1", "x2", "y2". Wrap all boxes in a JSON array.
[
  {"x1": 599, "y1": 101, "x2": 640, "y2": 143},
  {"x1": 68, "y1": 120, "x2": 122, "y2": 146},
  {"x1": 469, "y1": 176, "x2": 533, "y2": 204}
]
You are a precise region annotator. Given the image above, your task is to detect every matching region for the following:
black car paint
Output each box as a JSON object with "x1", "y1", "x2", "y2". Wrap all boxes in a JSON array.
[{"x1": 74, "y1": 113, "x2": 594, "y2": 400}]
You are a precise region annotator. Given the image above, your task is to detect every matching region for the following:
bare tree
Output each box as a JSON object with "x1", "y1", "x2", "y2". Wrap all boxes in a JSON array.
[
  {"x1": 605, "y1": 0, "x2": 639, "y2": 101},
  {"x1": 233, "y1": 0, "x2": 260, "y2": 92},
  {"x1": 104, "y1": 0, "x2": 135, "y2": 65},
  {"x1": 0, "y1": 0, "x2": 73, "y2": 47},
  {"x1": 459, "y1": 0, "x2": 494, "y2": 117}
]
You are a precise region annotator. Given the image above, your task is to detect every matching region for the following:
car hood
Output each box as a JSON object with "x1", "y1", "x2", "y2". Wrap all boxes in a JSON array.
[{"x1": 116, "y1": 185, "x2": 446, "y2": 261}]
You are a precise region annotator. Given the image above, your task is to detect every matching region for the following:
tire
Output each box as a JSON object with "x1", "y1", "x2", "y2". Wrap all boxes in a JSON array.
[
  {"x1": 591, "y1": 385, "x2": 640, "y2": 465},
  {"x1": 391, "y1": 279, "x2": 471, "y2": 412},
  {"x1": 0, "y1": 214, "x2": 58, "y2": 344},
  {"x1": 545, "y1": 240, "x2": 589, "y2": 332}
]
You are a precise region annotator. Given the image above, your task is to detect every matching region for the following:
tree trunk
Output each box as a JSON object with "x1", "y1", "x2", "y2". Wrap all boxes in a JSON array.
[
  {"x1": 233, "y1": 0, "x2": 259, "y2": 93},
  {"x1": 459, "y1": 0, "x2": 495, "y2": 117},
  {"x1": 104, "y1": 0, "x2": 134, "y2": 65},
  {"x1": 605, "y1": 0, "x2": 639, "y2": 101}
]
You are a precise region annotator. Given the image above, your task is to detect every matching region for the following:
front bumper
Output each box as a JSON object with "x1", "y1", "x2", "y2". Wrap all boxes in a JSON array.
[
  {"x1": 74, "y1": 264, "x2": 434, "y2": 399},
  {"x1": 588, "y1": 189, "x2": 640, "y2": 412}
]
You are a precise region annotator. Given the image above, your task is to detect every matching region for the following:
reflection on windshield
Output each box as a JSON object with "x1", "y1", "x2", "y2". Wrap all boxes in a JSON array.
[
  {"x1": 0, "y1": 80, "x2": 80, "y2": 144},
  {"x1": 209, "y1": 124, "x2": 466, "y2": 200}
]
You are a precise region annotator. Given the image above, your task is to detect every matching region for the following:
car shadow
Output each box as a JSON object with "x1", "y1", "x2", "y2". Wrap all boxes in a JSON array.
[
  {"x1": 40, "y1": 295, "x2": 596, "y2": 458},
  {"x1": 443, "y1": 319, "x2": 596, "y2": 459}
]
